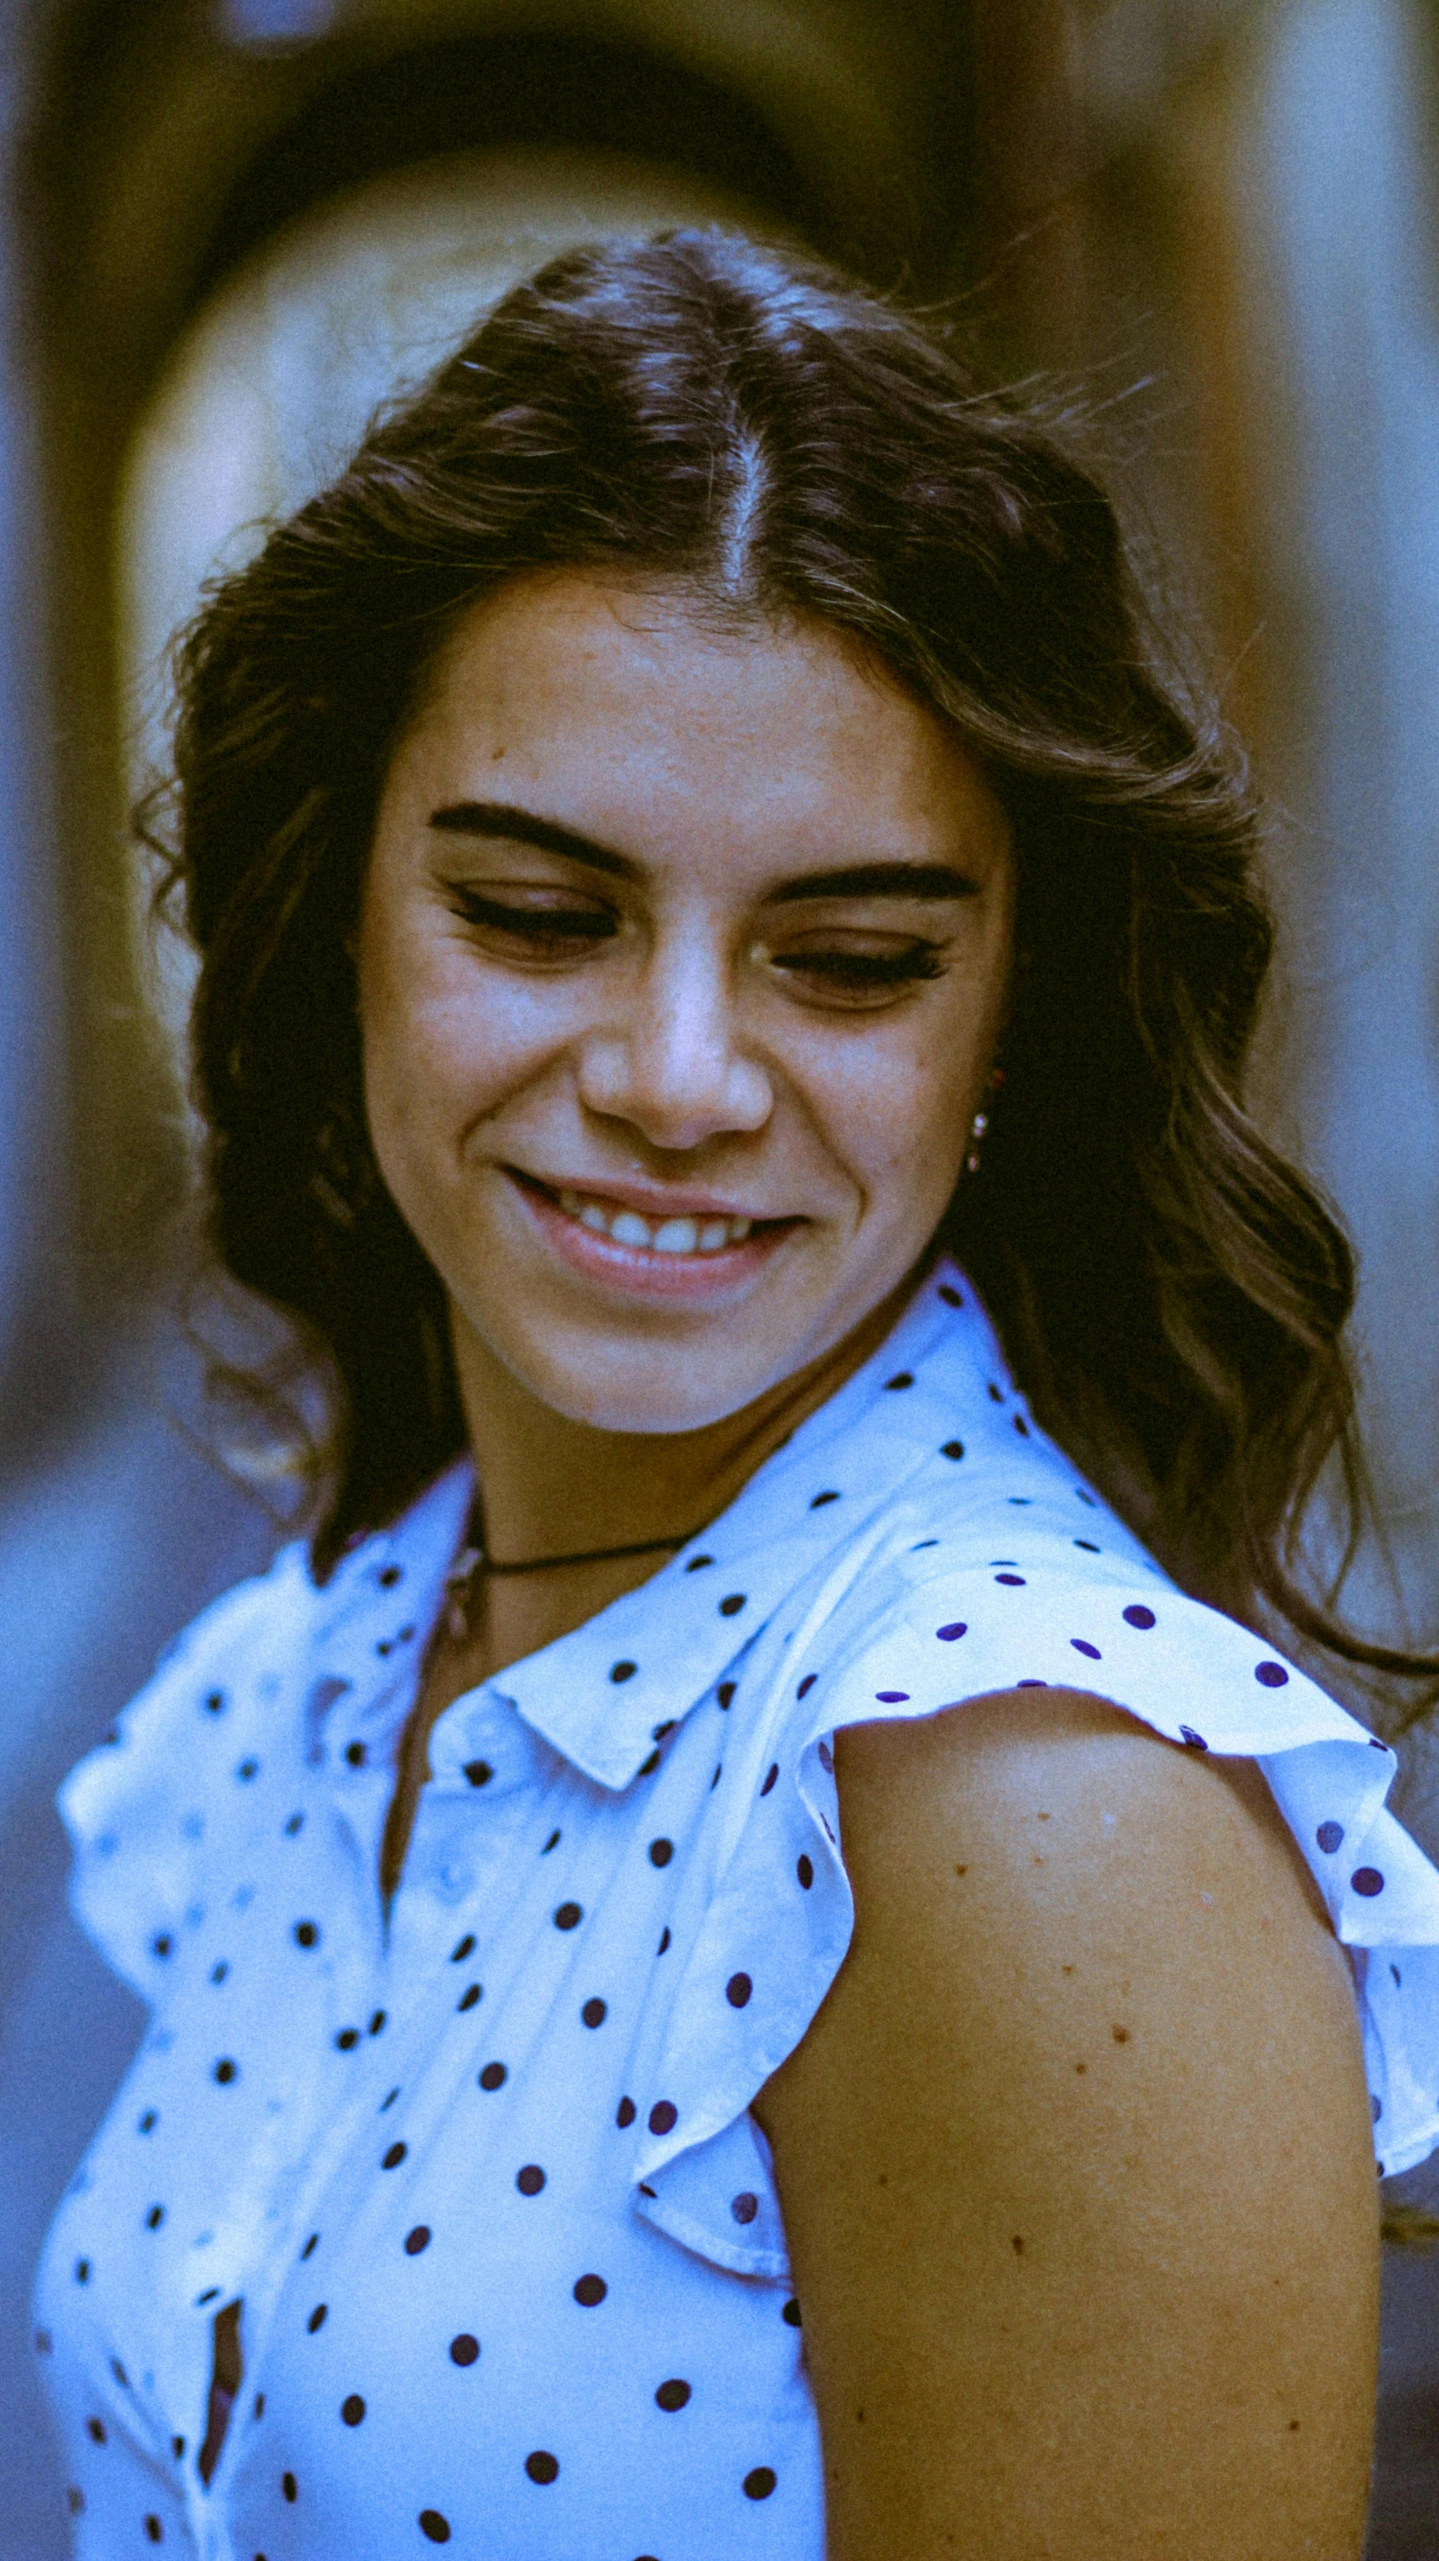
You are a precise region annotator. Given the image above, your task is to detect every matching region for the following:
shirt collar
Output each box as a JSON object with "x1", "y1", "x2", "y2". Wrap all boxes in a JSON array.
[
  {"x1": 301, "y1": 1461, "x2": 473, "y2": 1756},
  {"x1": 425, "y1": 1259, "x2": 1022, "y2": 1792}
]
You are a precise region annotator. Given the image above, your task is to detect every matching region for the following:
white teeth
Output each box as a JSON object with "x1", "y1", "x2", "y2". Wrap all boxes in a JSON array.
[
  {"x1": 609, "y1": 1210, "x2": 653, "y2": 1248},
  {"x1": 553, "y1": 1187, "x2": 755, "y2": 1254}
]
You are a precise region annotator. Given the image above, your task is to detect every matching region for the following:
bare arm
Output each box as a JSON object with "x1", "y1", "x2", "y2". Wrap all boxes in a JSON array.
[{"x1": 753, "y1": 1689, "x2": 1379, "y2": 2560}]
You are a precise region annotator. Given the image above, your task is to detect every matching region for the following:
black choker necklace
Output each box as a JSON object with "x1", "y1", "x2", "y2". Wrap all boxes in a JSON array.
[{"x1": 443, "y1": 1522, "x2": 704, "y2": 1643}]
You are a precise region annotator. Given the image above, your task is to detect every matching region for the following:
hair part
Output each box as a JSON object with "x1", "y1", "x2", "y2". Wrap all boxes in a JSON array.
[
  {"x1": 149, "y1": 225, "x2": 1436, "y2": 1715},
  {"x1": 714, "y1": 430, "x2": 769, "y2": 596}
]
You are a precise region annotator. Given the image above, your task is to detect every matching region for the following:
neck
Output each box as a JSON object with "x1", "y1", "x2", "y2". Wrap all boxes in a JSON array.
[{"x1": 449, "y1": 1281, "x2": 916, "y2": 1568}]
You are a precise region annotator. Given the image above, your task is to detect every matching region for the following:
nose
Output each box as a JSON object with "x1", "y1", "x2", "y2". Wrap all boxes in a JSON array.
[{"x1": 576, "y1": 933, "x2": 773, "y2": 1151}]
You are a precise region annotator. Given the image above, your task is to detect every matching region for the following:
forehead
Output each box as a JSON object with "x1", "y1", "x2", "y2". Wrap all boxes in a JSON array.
[{"x1": 382, "y1": 573, "x2": 1010, "y2": 872}]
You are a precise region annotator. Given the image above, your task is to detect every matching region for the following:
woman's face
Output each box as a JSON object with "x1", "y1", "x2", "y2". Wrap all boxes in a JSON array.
[{"x1": 359, "y1": 575, "x2": 1015, "y2": 1434}]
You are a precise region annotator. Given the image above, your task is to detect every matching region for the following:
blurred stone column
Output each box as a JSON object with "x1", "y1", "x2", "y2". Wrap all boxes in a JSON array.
[
  {"x1": 1244, "y1": 0, "x2": 1439, "y2": 1671},
  {"x1": 0, "y1": 0, "x2": 72, "y2": 1473}
]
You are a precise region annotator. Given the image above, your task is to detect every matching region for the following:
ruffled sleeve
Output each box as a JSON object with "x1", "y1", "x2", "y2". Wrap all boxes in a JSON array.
[
  {"x1": 631, "y1": 1542, "x2": 1439, "y2": 2280},
  {"x1": 57, "y1": 1543, "x2": 311, "y2": 2002}
]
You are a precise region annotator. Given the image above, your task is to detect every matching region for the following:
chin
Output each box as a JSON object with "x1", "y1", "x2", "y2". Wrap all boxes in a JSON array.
[{"x1": 519, "y1": 1349, "x2": 773, "y2": 1438}]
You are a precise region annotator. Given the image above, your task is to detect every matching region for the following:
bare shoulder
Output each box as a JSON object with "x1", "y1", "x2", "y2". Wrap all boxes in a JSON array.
[
  {"x1": 831, "y1": 1679, "x2": 1338, "y2": 1939},
  {"x1": 754, "y1": 1689, "x2": 1379, "y2": 2561}
]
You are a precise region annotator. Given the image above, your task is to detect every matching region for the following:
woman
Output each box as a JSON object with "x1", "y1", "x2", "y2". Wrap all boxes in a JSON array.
[{"x1": 35, "y1": 229, "x2": 1439, "y2": 2560}]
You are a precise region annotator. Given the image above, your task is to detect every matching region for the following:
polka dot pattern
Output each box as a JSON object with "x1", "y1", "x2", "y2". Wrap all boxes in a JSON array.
[{"x1": 35, "y1": 1256, "x2": 1439, "y2": 2561}]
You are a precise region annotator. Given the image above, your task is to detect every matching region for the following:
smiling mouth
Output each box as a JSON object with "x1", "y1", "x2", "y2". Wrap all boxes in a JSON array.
[
  {"x1": 556, "y1": 1188, "x2": 754, "y2": 1255},
  {"x1": 510, "y1": 1171, "x2": 794, "y2": 1258}
]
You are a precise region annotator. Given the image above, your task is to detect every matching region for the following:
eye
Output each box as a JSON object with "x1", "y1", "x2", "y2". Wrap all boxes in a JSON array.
[
  {"x1": 767, "y1": 941, "x2": 947, "y2": 1004},
  {"x1": 447, "y1": 886, "x2": 617, "y2": 954}
]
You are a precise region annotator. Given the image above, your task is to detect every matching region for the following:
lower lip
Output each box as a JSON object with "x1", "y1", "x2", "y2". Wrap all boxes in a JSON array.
[{"x1": 506, "y1": 1173, "x2": 801, "y2": 1302}]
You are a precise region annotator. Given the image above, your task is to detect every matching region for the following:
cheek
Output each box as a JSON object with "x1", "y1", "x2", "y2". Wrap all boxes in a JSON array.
[
  {"x1": 359, "y1": 935, "x2": 542, "y2": 1157},
  {"x1": 816, "y1": 1026, "x2": 978, "y2": 1219}
]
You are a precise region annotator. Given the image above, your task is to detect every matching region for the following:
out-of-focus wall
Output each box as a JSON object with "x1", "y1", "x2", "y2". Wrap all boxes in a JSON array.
[
  {"x1": 1237, "y1": 0, "x2": 1439, "y2": 1676},
  {"x1": 0, "y1": 0, "x2": 72, "y2": 1446}
]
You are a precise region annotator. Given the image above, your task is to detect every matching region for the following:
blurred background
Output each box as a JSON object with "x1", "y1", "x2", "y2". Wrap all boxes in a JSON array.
[{"x1": 0, "y1": 0, "x2": 1437, "y2": 2548}]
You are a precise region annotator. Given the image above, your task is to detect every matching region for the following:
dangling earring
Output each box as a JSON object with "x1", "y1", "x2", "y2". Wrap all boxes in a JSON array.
[{"x1": 965, "y1": 1063, "x2": 1005, "y2": 1176}]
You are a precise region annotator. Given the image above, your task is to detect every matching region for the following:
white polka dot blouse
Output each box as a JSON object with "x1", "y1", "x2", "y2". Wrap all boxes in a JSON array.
[{"x1": 34, "y1": 1260, "x2": 1439, "y2": 2559}]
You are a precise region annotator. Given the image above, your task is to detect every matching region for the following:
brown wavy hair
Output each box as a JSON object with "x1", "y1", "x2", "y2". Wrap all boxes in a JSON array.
[{"x1": 151, "y1": 225, "x2": 1435, "y2": 1709}]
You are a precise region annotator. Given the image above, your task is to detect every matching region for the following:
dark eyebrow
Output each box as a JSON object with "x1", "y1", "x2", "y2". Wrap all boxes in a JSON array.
[
  {"x1": 429, "y1": 801, "x2": 637, "y2": 880},
  {"x1": 429, "y1": 803, "x2": 981, "y2": 904},
  {"x1": 763, "y1": 862, "x2": 981, "y2": 905}
]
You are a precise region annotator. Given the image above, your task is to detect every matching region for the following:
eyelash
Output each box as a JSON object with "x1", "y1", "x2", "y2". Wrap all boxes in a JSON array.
[
  {"x1": 448, "y1": 891, "x2": 947, "y2": 996},
  {"x1": 770, "y1": 947, "x2": 945, "y2": 989},
  {"x1": 451, "y1": 891, "x2": 616, "y2": 945}
]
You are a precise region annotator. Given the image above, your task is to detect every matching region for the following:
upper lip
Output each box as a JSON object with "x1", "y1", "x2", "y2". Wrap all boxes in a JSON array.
[{"x1": 508, "y1": 1167, "x2": 796, "y2": 1223}]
